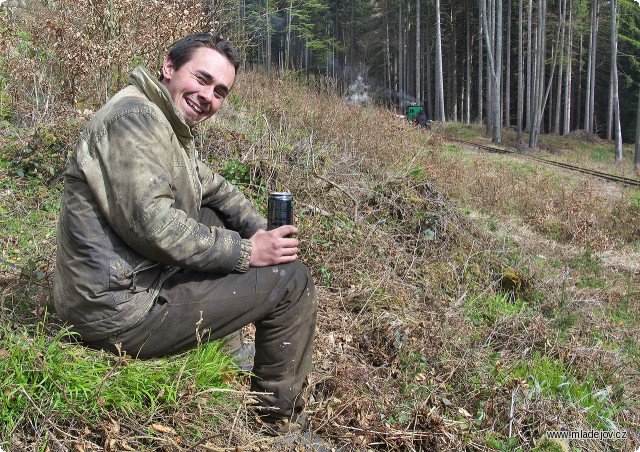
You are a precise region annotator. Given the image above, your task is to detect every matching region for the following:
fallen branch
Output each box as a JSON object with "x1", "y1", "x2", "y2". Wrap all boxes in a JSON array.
[{"x1": 313, "y1": 172, "x2": 359, "y2": 220}]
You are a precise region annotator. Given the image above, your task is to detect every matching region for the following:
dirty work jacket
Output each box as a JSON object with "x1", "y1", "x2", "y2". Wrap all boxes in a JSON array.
[{"x1": 54, "y1": 66, "x2": 266, "y2": 342}]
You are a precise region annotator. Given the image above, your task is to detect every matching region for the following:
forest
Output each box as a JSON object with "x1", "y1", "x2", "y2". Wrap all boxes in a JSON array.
[
  {"x1": 219, "y1": 0, "x2": 640, "y2": 153},
  {"x1": 3, "y1": 0, "x2": 640, "y2": 154}
]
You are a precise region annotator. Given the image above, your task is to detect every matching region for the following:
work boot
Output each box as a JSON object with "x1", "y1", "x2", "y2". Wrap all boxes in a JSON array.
[
  {"x1": 272, "y1": 431, "x2": 337, "y2": 451},
  {"x1": 231, "y1": 341, "x2": 255, "y2": 372},
  {"x1": 221, "y1": 330, "x2": 255, "y2": 372},
  {"x1": 255, "y1": 412, "x2": 339, "y2": 451},
  {"x1": 268, "y1": 413, "x2": 338, "y2": 452},
  {"x1": 261, "y1": 412, "x2": 309, "y2": 436}
]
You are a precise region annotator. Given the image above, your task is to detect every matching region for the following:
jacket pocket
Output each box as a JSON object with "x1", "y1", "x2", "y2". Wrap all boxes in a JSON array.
[
  {"x1": 109, "y1": 251, "x2": 161, "y2": 303},
  {"x1": 130, "y1": 263, "x2": 161, "y2": 292}
]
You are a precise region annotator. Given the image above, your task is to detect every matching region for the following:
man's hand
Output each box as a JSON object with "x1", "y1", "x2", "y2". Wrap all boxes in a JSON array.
[{"x1": 249, "y1": 226, "x2": 299, "y2": 267}]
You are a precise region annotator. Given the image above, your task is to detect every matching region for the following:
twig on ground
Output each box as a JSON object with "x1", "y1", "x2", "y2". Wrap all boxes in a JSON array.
[
  {"x1": 188, "y1": 433, "x2": 224, "y2": 451},
  {"x1": 509, "y1": 387, "x2": 518, "y2": 438},
  {"x1": 313, "y1": 172, "x2": 360, "y2": 219},
  {"x1": 299, "y1": 201, "x2": 332, "y2": 217},
  {"x1": 19, "y1": 388, "x2": 75, "y2": 443},
  {"x1": 196, "y1": 388, "x2": 273, "y2": 397},
  {"x1": 226, "y1": 402, "x2": 244, "y2": 448}
]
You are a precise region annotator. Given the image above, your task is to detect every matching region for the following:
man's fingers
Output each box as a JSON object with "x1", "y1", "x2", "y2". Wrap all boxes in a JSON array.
[
  {"x1": 274, "y1": 224, "x2": 298, "y2": 236},
  {"x1": 279, "y1": 246, "x2": 299, "y2": 256},
  {"x1": 277, "y1": 254, "x2": 298, "y2": 263}
]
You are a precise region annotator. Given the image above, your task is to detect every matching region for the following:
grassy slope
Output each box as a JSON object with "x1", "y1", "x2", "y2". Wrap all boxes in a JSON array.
[{"x1": 1, "y1": 71, "x2": 639, "y2": 451}]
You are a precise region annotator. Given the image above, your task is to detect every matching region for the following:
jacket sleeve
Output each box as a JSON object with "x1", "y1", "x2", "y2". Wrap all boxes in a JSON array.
[
  {"x1": 197, "y1": 159, "x2": 267, "y2": 239},
  {"x1": 78, "y1": 108, "x2": 244, "y2": 274}
]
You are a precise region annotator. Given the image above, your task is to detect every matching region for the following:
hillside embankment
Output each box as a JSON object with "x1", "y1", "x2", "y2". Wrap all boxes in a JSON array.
[{"x1": 1, "y1": 71, "x2": 639, "y2": 450}]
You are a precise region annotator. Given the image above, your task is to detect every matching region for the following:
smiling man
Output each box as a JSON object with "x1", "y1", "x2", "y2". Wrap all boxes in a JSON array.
[
  {"x1": 54, "y1": 34, "x2": 317, "y2": 435},
  {"x1": 160, "y1": 44, "x2": 235, "y2": 126}
]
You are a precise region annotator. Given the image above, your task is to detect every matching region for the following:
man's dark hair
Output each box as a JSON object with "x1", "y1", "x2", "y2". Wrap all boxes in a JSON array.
[{"x1": 162, "y1": 34, "x2": 241, "y2": 78}]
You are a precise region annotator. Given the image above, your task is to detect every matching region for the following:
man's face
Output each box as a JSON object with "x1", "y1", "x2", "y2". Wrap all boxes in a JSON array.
[{"x1": 160, "y1": 47, "x2": 235, "y2": 127}]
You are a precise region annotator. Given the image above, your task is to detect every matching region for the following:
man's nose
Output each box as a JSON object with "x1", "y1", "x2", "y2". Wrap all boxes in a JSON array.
[{"x1": 200, "y1": 86, "x2": 215, "y2": 104}]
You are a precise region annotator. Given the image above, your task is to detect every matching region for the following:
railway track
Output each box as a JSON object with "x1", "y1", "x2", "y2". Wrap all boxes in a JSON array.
[{"x1": 445, "y1": 137, "x2": 640, "y2": 187}]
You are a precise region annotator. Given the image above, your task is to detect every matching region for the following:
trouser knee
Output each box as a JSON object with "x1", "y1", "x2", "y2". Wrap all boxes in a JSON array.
[{"x1": 282, "y1": 260, "x2": 316, "y2": 313}]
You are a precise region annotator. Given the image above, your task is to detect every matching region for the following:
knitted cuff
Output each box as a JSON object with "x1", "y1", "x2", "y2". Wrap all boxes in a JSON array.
[{"x1": 233, "y1": 239, "x2": 253, "y2": 273}]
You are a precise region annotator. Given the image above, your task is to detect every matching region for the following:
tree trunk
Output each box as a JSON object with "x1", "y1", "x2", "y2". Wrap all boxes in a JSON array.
[
  {"x1": 404, "y1": 3, "x2": 411, "y2": 102},
  {"x1": 266, "y1": 0, "x2": 271, "y2": 72},
  {"x1": 482, "y1": 0, "x2": 502, "y2": 144},
  {"x1": 589, "y1": 1, "x2": 598, "y2": 134},
  {"x1": 494, "y1": 0, "x2": 502, "y2": 143},
  {"x1": 529, "y1": 0, "x2": 546, "y2": 148},
  {"x1": 517, "y1": 0, "x2": 524, "y2": 143},
  {"x1": 478, "y1": 0, "x2": 484, "y2": 123},
  {"x1": 607, "y1": 73, "x2": 614, "y2": 140},
  {"x1": 554, "y1": 0, "x2": 566, "y2": 134},
  {"x1": 386, "y1": 20, "x2": 393, "y2": 109},
  {"x1": 286, "y1": 0, "x2": 293, "y2": 70},
  {"x1": 435, "y1": 0, "x2": 445, "y2": 120},
  {"x1": 399, "y1": 0, "x2": 405, "y2": 112},
  {"x1": 426, "y1": 6, "x2": 433, "y2": 119},
  {"x1": 466, "y1": 3, "x2": 472, "y2": 124},
  {"x1": 485, "y1": 0, "x2": 494, "y2": 137},
  {"x1": 525, "y1": 0, "x2": 532, "y2": 132},
  {"x1": 576, "y1": 34, "x2": 583, "y2": 130},
  {"x1": 585, "y1": 0, "x2": 598, "y2": 134},
  {"x1": 584, "y1": 6, "x2": 593, "y2": 132},
  {"x1": 529, "y1": 0, "x2": 561, "y2": 149},
  {"x1": 416, "y1": 0, "x2": 421, "y2": 102},
  {"x1": 450, "y1": 13, "x2": 459, "y2": 121},
  {"x1": 505, "y1": 0, "x2": 511, "y2": 128},
  {"x1": 635, "y1": 83, "x2": 640, "y2": 169},
  {"x1": 610, "y1": 0, "x2": 622, "y2": 162},
  {"x1": 563, "y1": 0, "x2": 573, "y2": 135}
]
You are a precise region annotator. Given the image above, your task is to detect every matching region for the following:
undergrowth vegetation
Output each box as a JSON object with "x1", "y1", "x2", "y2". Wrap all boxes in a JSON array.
[{"x1": 2, "y1": 2, "x2": 640, "y2": 451}]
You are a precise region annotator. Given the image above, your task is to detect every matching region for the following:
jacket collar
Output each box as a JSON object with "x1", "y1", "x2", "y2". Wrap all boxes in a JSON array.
[{"x1": 129, "y1": 66, "x2": 193, "y2": 142}]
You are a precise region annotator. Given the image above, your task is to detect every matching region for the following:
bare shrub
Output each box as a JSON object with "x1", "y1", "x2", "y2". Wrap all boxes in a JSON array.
[{"x1": 1, "y1": 0, "x2": 218, "y2": 118}]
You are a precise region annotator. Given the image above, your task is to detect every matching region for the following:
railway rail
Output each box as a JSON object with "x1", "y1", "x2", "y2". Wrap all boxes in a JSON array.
[{"x1": 445, "y1": 137, "x2": 640, "y2": 188}]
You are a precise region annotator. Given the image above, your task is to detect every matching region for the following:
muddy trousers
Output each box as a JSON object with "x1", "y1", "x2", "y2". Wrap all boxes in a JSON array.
[{"x1": 87, "y1": 210, "x2": 317, "y2": 422}]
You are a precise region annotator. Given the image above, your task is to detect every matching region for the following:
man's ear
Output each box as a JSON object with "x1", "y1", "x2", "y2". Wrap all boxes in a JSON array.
[{"x1": 161, "y1": 58, "x2": 174, "y2": 80}]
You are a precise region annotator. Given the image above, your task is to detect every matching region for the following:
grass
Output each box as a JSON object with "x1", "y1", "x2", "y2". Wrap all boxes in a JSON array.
[
  {"x1": 509, "y1": 353, "x2": 630, "y2": 432},
  {"x1": 426, "y1": 139, "x2": 640, "y2": 249},
  {"x1": 1, "y1": 315, "x2": 241, "y2": 446},
  {"x1": 439, "y1": 121, "x2": 640, "y2": 177},
  {"x1": 465, "y1": 293, "x2": 532, "y2": 326}
]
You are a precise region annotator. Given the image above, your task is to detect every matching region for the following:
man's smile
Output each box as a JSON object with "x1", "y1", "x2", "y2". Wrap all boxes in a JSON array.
[{"x1": 186, "y1": 98, "x2": 206, "y2": 115}]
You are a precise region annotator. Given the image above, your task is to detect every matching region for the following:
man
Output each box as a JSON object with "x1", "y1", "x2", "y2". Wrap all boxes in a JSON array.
[{"x1": 53, "y1": 34, "x2": 317, "y2": 433}]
